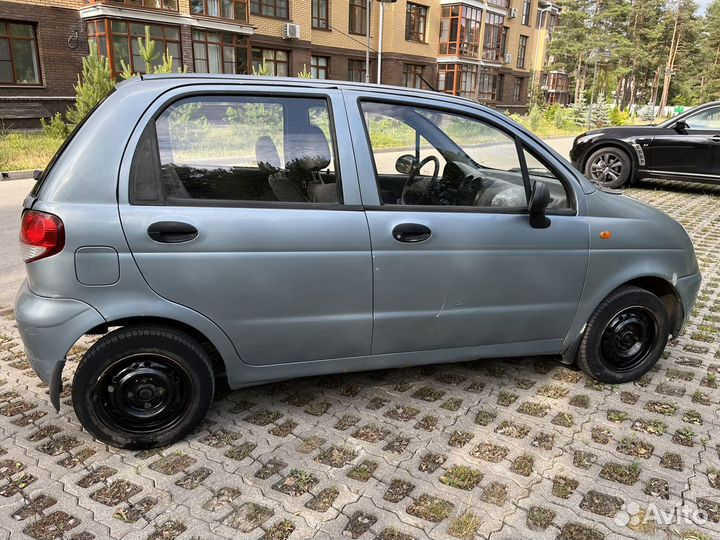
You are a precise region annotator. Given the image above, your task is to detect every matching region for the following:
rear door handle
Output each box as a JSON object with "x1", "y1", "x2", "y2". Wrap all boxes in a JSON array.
[
  {"x1": 147, "y1": 221, "x2": 198, "y2": 243},
  {"x1": 392, "y1": 223, "x2": 432, "y2": 243}
]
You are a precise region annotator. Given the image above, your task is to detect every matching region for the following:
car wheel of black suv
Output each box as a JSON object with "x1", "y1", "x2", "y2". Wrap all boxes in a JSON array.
[
  {"x1": 584, "y1": 147, "x2": 632, "y2": 188},
  {"x1": 577, "y1": 286, "x2": 669, "y2": 383},
  {"x1": 72, "y1": 326, "x2": 214, "y2": 449}
]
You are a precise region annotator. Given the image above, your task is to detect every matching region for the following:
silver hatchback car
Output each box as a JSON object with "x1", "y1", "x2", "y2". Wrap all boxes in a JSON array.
[{"x1": 15, "y1": 76, "x2": 701, "y2": 449}]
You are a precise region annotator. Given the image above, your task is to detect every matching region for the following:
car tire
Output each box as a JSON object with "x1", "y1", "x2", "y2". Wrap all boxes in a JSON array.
[
  {"x1": 584, "y1": 147, "x2": 632, "y2": 188},
  {"x1": 577, "y1": 286, "x2": 669, "y2": 384},
  {"x1": 72, "y1": 326, "x2": 214, "y2": 450}
]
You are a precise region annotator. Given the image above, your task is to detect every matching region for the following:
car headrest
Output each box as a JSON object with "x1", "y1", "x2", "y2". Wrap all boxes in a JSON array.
[
  {"x1": 285, "y1": 126, "x2": 331, "y2": 171},
  {"x1": 255, "y1": 135, "x2": 281, "y2": 171}
]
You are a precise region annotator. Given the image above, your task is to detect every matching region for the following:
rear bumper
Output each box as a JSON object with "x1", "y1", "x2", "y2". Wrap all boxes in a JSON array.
[
  {"x1": 676, "y1": 272, "x2": 702, "y2": 333},
  {"x1": 14, "y1": 280, "x2": 105, "y2": 409}
]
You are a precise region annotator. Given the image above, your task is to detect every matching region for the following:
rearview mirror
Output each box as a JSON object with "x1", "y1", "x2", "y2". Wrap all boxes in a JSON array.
[
  {"x1": 395, "y1": 154, "x2": 417, "y2": 175},
  {"x1": 674, "y1": 119, "x2": 690, "y2": 133},
  {"x1": 528, "y1": 181, "x2": 551, "y2": 229}
]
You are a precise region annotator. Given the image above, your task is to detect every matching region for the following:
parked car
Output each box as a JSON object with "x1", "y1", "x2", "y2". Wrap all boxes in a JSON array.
[
  {"x1": 15, "y1": 76, "x2": 701, "y2": 449},
  {"x1": 570, "y1": 101, "x2": 720, "y2": 188}
]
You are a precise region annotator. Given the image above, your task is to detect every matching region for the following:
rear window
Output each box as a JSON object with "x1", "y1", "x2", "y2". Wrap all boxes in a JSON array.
[{"x1": 131, "y1": 95, "x2": 342, "y2": 206}]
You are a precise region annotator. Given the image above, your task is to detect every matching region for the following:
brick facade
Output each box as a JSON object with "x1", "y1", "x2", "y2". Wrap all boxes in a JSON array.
[
  {"x1": 0, "y1": 0, "x2": 558, "y2": 128},
  {"x1": 0, "y1": 0, "x2": 86, "y2": 127}
]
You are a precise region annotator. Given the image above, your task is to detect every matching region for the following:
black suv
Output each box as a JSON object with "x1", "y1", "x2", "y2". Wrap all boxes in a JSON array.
[{"x1": 570, "y1": 101, "x2": 720, "y2": 188}]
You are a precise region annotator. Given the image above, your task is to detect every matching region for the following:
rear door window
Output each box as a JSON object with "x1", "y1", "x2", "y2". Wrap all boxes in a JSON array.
[{"x1": 131, "y1": 95, "x2": 341, "y2": 205}]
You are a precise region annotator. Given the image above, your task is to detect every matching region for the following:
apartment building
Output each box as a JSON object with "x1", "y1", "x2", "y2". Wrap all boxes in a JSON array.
[{"x1": 0, "y1": 0, "x2": 562, "y2": 128}]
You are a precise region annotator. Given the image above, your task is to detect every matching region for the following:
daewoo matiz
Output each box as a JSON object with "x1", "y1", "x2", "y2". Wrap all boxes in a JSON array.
[{"x1": 15, "y1": 76, "x2": 701, "y2": 449}]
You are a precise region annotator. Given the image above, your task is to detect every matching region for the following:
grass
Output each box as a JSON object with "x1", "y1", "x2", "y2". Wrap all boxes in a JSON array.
[{"x1": 0, "y1": 131, "x2": 63, "y2": 172}]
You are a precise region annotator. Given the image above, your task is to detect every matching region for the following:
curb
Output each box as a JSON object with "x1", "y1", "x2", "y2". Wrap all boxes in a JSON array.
[{"x1": 0, "y1": 170, "x2": 36, "y2": 181}]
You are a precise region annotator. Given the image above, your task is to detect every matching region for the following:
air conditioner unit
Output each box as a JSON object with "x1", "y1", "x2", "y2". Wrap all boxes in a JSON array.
[
  {"x1": 283, "y1": 23, "x2": 300, "y2": 40},
  {"x1": 503, "y1": 53, "x2": 512, "y2": 64},
  {"x1": 509, "y1": 7, "x2": 518, "y2": 18}
]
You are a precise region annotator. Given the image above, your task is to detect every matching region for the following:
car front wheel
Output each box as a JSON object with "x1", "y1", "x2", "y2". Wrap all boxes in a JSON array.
[
  {"x1": 584, "y1": 147, "x2": 632, "y2": 188},
  {"x1": 577, "y1": 286, "x2": 669, "y2": 383},
  {"x1": 72, "y1": 326, "x2": 214, "y2": 449}
]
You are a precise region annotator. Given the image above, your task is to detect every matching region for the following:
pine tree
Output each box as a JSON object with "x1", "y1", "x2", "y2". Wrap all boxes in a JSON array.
[
  {"x1": 120, "y1": 26, "x2": 181, "y2": 78},
  {"x1": 65, "y1": 45, "x2": 115, "y2": 126},
  {"x1": 297, "y1": 64, "x2": 312, "y2": 78}
]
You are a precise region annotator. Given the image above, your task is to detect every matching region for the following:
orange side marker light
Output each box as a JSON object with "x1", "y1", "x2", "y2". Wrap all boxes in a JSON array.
[{"x1": 599, "y1": 231, "x2": 612, "y2": 240}]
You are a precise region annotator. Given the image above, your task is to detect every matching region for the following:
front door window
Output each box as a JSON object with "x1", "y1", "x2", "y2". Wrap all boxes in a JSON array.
[{"x1": 361, "y1": 101, "x2": 569, "y2": 210}]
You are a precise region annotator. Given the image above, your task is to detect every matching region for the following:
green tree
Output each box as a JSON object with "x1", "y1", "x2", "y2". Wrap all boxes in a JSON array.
[
  {"x1": 65, "y1": 45, "x2": 115, "y2": 126},
  {"x1": 120, "y1": 26, "x2": 181, "y2": 78}
]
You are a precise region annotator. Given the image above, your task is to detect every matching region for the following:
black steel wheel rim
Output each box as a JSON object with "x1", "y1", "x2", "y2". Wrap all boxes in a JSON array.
[
  {"x1": 589, "y1": 152, "x2": 623, "y2": 184},
  {"x1": 600, "y1": 306, "x2": 658, "y2": 372},
  {"x1": 95, "y1": 353, "x2": 193, "y2": 434}
]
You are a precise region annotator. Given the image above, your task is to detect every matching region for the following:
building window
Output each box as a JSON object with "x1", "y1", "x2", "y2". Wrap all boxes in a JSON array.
[
  {"x1": 403, "y1": 63, "x2": 425, "y2": 89},
  {"x1": 251, "y1": 48, "x2": 288, "y2": 76},
  {"x1": 439, "y1": 5, "x2": 482, "y2": 58},
  {"x1": 496, "y1": 73, "x2": 504, "y2": 102},
  {"x1": 312, "y1": 0, "x2": 329, "y2": 29},
  {"x1": 84, "y1": 0, "x2": 179, "y2": 10},
  {"x1": 483, "y1": 12, "x2": 505, "y2": 61},
  {"x1": 487, "y1": 0, "x2": 509, "y2": 8},
  {"x1": 349, "y1": 0, "x2": 369, "y2": 36},
  {"x1": 250, "y1": 0, "x2": 288, "y2": 19},
  {"x1": 517, "y1": 35, "x2": 528, "y2": 69},
  {"x1": 86, "y1": 19, "x2": 182, "y2": 78},
  {"x1": 190, "y1": 0, "x2": 248, "y2": 22},
  {"x1": 513, "y1": 77, "x2": 524, "y2": 101},
  {"x1": 521, "y1": 0, "x2": 531, "y2": 25},
  {"x1": 478, "y1": 68, "x2": 498, "y2": 102},
  {"x1": 192, "y1": 30, "x2": 248, "y2": 74},
  {"x1": 0, "y1": 21, "x2": 40, "y2": 85},
  {"x1": 405, "y1": 3, "x2": 428, "y2": 43},
  {"x1": 311, "y1": 55, "x2": 329, "y2": 79},
  {"x1": 348, "y1": 59, "x2": 366, "y2": 82},
  {"x1": 438, "y1": 63, "x2": 477, "y2": 98}
]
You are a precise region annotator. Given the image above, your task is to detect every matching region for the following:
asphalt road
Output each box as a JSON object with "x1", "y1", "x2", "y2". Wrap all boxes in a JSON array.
[
  {"x1": 0, "y1": 178, "x2": 34, "y2": 306},
  {"x1": 0, "y1": 137, "x2": 576, "y2": 307}
]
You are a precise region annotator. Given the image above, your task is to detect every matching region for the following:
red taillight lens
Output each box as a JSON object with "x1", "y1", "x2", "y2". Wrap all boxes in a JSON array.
[{"x1": 19, "y1": 210, "x2": 65, "y2": 263}]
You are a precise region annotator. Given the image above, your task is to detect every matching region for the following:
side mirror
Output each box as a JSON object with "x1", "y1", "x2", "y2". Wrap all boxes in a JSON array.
[
  {"x1": 674, "y1": 119, "x2": 689, "y2": 133},
  {"x1": 395, "y1": 154, "x2": 417, "y2": 175},
  {"x1": 528, "y1": 181, "x2": 551, "y2": 229}
]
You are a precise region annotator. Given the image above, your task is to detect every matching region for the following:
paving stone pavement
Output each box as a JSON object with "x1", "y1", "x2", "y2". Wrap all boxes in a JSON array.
[{"x1": 0, "y1": 179, "x2": 720, "y2": 540}]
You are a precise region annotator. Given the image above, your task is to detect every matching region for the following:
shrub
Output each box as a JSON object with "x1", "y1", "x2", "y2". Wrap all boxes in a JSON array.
[
  {"x1": 610, "y1": 107, "x2": 631, "y2": 126},
  {"x1": 40, "y1": 112, "x2": 71, "y2": 139}
]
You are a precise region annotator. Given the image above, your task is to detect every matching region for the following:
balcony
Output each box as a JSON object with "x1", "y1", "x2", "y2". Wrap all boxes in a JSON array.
[{"x1": 84, "y1": 0, "x2": 179, "y2": 11}]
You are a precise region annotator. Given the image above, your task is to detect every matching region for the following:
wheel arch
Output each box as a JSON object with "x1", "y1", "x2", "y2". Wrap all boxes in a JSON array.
[
  {"x1": 561, "y1": 274, "x2": 684, "y2": 365},
  {"x1": 581, "y1": 141, "x2": 638, "y2": 180},
  {"x1": 624, "y1": 276, "x2": 684, "y2": 337},
  {"x1": 87, "y1": 316, "x2": 227, "y2": 377}
]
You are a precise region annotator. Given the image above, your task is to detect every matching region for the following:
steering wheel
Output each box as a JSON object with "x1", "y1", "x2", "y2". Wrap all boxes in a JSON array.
[{"x1": 400, "y1": 155, "x2": 441, "y2": 205}]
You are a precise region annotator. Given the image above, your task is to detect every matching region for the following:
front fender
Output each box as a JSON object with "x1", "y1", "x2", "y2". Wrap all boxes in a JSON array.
[{"x1": 562, "y1": 189, "x2": 699, "y2": 356}]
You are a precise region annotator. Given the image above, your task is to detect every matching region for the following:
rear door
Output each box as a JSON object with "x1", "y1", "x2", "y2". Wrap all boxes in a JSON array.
[
  {"x1": 345, "y1": 93, "x2": 589, "y2": 356},
  {"x1": 119, "y1": 86, "x2": 372, "y2": 366}
]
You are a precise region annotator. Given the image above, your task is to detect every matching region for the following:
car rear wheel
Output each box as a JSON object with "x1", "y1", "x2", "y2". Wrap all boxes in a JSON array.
[
  {"x1": 72, "y1": 326, "x2": 214, "y2": 449},
  {"x1": 577, "y1": 286, "x2": 669, "y2": 383},
  {"x1": 584, "y1": 147, "x2": 632, "y2": 188}
]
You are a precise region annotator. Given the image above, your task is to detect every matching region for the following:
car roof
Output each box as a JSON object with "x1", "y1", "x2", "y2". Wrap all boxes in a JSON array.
[{"x1": 125, "y1": 73, "x2": 488, "y2": 110}]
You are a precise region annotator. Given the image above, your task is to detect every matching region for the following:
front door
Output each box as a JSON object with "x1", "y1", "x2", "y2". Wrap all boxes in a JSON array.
[
  {"x1": 346, "y1": 96, "x2": 589, "y2": 356},
  {"x1": 119, "y1": 90, "x2": 372, "y2": 366},
  {"x1": 649, "y1": 105, "x2": 720, "y2": 179}
]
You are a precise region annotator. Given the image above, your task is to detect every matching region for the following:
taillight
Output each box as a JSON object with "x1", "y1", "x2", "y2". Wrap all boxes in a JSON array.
[{"x1": 19, "y1": 210, "x2": 65, "y2": 263}]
